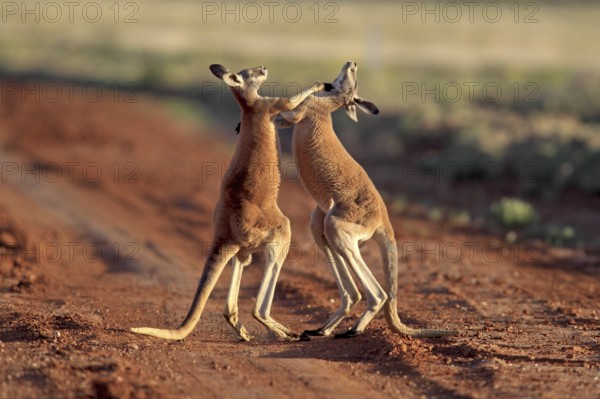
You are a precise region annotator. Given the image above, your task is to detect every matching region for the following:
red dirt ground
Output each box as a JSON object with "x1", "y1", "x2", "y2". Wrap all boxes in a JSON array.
[{"x1": 0, "y1": 87, "x2": 598, "y2": 399}]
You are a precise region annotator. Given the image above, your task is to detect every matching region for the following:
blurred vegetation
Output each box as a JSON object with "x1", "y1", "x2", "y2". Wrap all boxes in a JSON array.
[
  {"x1": 490, "y1": 197, "x2": 538, "y2": 228},
  {"x1": 0, "y1": 0, "x2": 599, "y2": 246}
]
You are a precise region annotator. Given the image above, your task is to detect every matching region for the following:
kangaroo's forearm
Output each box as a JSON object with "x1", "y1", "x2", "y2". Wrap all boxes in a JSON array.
[{"x1": 272, "y1": 82, "x2": 323, "y2": 112}]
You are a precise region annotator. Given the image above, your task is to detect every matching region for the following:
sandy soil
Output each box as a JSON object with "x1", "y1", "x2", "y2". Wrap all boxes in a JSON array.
[{"x1": 0, "y1": 87, "x2": 598, "y2": 399}]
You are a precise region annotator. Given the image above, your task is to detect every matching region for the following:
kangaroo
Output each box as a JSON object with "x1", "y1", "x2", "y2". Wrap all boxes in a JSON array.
[
  {"x1": 131, "y1": 65, "x2": 325, "y2": 341},
  {"x1": 275, "y1": 62, "x2": 458, "y2": 339}
]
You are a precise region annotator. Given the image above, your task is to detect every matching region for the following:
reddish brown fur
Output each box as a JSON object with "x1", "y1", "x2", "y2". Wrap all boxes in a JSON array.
[{"x1": 131, "y1": 65, "x2": 325, "y2": 340}]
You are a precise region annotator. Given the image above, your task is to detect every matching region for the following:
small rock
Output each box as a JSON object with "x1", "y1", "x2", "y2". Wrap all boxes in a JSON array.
[{"x1": 0, "y1": 232, "x2": 18, "y2": 249}]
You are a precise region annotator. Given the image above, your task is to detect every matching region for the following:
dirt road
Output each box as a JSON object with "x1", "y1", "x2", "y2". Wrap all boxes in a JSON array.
[{"x1": 0, "y1": 90, "x2": 598, "y2": 398}]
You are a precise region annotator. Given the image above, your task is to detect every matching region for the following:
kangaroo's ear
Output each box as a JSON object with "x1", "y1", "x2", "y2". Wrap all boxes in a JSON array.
[
  {"x1": 354, "y1": 96, "x2": 379, "y2": 115},
  {"x1": 345, "y1": 104, "x2": 358, "y2": 122},
  {"x1": 210, "y1": 64, "x2": 243, "y2": 87},
  {"x1": 210, "y1": 64, "x2": 228, "y2": 78},
  {"x1": 222, "y1": 73, "x2": 243, "y2": 87}
]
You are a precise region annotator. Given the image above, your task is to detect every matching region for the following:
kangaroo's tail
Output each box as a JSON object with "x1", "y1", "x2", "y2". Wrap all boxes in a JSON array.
[
  {"x1": 131, "y1": 243, "x2": 238, "y2": 340},
  {"x1": 375, "y1": 223, "x2": 458, "y2": 338}
]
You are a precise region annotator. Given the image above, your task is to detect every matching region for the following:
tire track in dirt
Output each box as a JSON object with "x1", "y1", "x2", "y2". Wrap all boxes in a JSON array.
[{"x1": 400, "y1": 230, "x2": 600, "y2": 398}]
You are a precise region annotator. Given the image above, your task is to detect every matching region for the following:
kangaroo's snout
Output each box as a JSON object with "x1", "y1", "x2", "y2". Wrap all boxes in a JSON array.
[
  {"x1": 345, "y1": 61, "x2": 356, "y2": 68},
  {"x1": 331, "y1": 61, "x2": 359, "y2": 98}
]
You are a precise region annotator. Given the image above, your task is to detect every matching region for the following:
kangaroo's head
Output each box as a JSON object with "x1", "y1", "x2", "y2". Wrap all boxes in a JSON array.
[
  {"x1": 327, "y1": 61, "x2": 379, "y2": 122},
  {"x1": 210, "y1": 64, "x2": 268, "y2": 104}
]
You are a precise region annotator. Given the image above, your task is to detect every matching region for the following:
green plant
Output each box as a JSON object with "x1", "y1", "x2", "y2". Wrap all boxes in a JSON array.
[
  {"x1": 449, "y1": 210, "x2": 471, "y2": 226},
  {"x1": 390, "y1": 196, "x2": 408, "y2": 214},
  {"x1": 490, "y1": 197, "x2": 538, "y2": 229},
  {"x1": 542, "y1": 224, "x2": 577, "y2": 246},
  {"x1": 427, "y1": 207, "x2": 444, "y2": 222}
]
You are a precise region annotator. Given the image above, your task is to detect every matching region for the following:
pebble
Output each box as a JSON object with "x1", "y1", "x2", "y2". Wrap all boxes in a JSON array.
[{"x1": 0, "y1": 232, "x2": 17, "y2": 248}]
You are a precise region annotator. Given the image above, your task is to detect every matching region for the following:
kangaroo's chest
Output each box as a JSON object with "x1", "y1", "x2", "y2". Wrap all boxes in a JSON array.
[{"x1": 292, "y1": 128, "x2": 353, "y2": 207}]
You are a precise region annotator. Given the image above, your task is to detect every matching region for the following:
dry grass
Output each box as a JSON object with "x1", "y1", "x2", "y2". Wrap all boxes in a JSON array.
[{"x1": 1, "y1": 1, "x2": 599, "y2": 104}]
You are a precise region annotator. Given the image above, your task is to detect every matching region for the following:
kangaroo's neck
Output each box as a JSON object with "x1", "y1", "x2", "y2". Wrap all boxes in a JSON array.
[
  {"x1": 294, "y1": 111, "x2": 338, "y2": 150},
  {"x1": 238, "y1": 112, "x2": 278, "y2": 153},
  {"x1": 224, "y1": 110, "x2": 281, "y2": 204}
]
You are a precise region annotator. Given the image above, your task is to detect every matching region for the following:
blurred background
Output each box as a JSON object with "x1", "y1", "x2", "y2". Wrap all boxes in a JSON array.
[{"x1": 1, "y1": 0, "x2": 599, "y2": 247}]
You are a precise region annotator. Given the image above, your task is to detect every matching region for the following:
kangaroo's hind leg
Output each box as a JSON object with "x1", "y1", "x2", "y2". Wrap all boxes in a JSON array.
[
  {"x1": 224, "y1": 253, "x2": 253, "y2": 341},
  {"x1": 252, "y1": 217, "x2": 300, "y2": 341},
  {"x1": 324, "y1": 214, "x2": 388, "y2": 339},
  {"x1": 302, "y1": 206, "x2": 362, "y2": 337}
]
